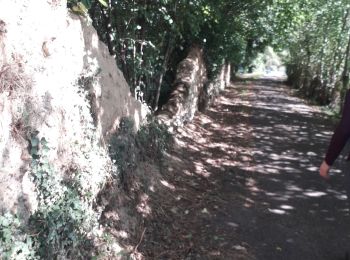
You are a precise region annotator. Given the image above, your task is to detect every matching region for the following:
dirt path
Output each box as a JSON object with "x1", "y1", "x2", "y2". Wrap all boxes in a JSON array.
[{"x1": 139, "y1": 78, "x2": 350, "y2": 260}]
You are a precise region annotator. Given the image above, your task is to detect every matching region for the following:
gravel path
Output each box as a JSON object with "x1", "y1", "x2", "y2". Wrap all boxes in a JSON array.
[{"x1": 139, "y1": 78, "x2": 350, "y2": 260}]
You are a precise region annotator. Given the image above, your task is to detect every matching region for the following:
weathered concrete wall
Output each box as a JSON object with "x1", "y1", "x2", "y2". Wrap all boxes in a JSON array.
[
  {"x1": 157, "y1": 46, "x2": 207, "y2": 126},
  {"x1": 0, "y1": 0, "x2": 148, "y2": 217}
]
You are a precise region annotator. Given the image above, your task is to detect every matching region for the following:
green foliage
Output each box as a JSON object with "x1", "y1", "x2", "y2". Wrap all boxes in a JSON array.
[
  {"x1": 86, "y1": 0, "x2": 277, "y2": 107},
  {"x1": 0, "y1": 213, "x2": 37, "y2": 260},
  {"x1": 17, "y1": 88, "x2": 123, "y2": 258},
  {"x1": 250, "y1": 46, "x2": 282, "y2": 73},
  {"x1": 108, "y1": 117, "x2": 173, "y2": 187},
  {"x1": 136, "y1": 117, "x2": 173, "y2": 159},
  {"x1": 108, "y1": 118, "x2": 138, "y2": 185},
  {"x1": 2, "y1": 69, "x2": 124, "y2": 259},
  {"x1": 74, "y1": 0, "x2": 349, "y2": 107},
  {"x1": 27, "y1": 134, "x2": 98, "y2": 259},
  {"x1": 30, "y1": 134, "x2": 61, "y2": 207},
  {"x1": 29, "y1": 190, "x2": 92, "y2": 259},
  {"x1": 269, "y1": 0, "x2": 350, "y2": 106}
]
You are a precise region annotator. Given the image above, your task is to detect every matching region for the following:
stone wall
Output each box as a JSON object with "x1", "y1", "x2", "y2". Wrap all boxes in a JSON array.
[
  {"x1": 157, "y1": 47, "x2": 231, "y2": 127},
  {"x1": 157, "y1": 46, "x2": 207, "y2": 126},
  {"x1": 199, "y1": 63, "x2": 231, "y2": 111}
]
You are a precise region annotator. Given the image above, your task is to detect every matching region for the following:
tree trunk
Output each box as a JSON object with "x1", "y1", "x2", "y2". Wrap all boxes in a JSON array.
[
  {"x1": 245, "y1": 39, "x2": 254, "y2": 72},
  {"x1": 153, "y1": 37, "x2": 174, "y2": 111}
]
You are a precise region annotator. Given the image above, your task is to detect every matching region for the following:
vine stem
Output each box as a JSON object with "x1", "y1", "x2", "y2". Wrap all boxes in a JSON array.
[{"x1": 133, "y1": 227, "x2": 146, "y2": 253}]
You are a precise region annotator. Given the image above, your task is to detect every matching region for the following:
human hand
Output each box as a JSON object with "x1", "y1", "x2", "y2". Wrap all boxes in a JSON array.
[{"x1": 319, "y1": 160, "x2": 330, "y2": 180}]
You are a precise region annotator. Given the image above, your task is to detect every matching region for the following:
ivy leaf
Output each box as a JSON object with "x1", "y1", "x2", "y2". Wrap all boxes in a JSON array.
[
  {"x1": 0, "y1": 217, "x2": 10, "y2": 227},
  {"x1": 41, "y1": 163, "x2": 51, "y2": 172},
  {"x1": 98, "y1": 0, "x2": 108, "y2": 7},
  {"x1": 41, "y1": 137, "x2": 48, "y2": 146},
  {"x1": 30, "y1": 147, "x2": 39, "y2": 156},
  {"x1": 30, "y1": 137, "x2": 39, "y2": 147},
  {"x1": 42, "y1": 146, "x2": 50, "y2": 153},
  {"x1": 3, "y1": 229, "x2": 12, "y2": 243}
]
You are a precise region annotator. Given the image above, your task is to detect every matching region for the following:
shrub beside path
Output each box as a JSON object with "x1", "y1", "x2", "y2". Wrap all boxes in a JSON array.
[{"x1": 139, "y1": 78, "x2": 350, "y2": 259}]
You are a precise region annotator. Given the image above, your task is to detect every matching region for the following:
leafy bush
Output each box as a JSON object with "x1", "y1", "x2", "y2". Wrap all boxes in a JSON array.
[
  {"x1": 27, "y1": 134, "x2": 99, "y2": 259},
  {"x1": 0, "y1": 213, "x2": 37, "y2": 260},
  {"x1": 136, "y1": 117, "x2": 173, "y2": 160},
  {"x1": 14, "y1": 105, "x2": 122, "y2": 259},
  {"x1": 108, "y1": 118, "x2": 138, "y2": 186},
  {"x1": 29, "y1": 190, "x2": 93, "y2": 259},
  {"x1": 108, "y1": 117, "x2": 173, "y2": 188}
]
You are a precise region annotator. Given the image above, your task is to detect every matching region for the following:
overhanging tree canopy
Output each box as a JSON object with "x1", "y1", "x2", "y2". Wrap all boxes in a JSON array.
[{"x1": 70, "y1": 0, "x2": 350, "y2": 109}]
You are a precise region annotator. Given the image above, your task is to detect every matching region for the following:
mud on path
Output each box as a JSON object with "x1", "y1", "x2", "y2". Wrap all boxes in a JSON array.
[{"x1": 138, "y1": 78, "x2": 350, "y2": 259}]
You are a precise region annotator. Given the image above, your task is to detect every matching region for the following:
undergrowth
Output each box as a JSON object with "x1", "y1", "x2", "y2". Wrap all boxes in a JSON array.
[
  {"x1": 0, "y1": 213, "x2": 37, "y2": 260},
  {"x1": 28, "y1": 134, "x2": 94, "y2": 259},
  {"x1": 0, "y1": 68, "x2": 124, "y2": 259},
  {"x1": 108, "y1": 116, "x2": 173, "y2": 190},
  {"x1": 0, "y1": 60, "x2": 170, "y2": 259},
  {"x1": 0, "y1": 133, "x2": 101, "y2": 259},
  {"x1": 0, "y1": 131, "x2": 122, "y2": 259}
]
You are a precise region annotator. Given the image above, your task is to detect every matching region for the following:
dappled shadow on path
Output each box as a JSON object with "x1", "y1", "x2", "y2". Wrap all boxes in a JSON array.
[{"x1": 137, "y1": 79, "x2": 350, "y2": 260}]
